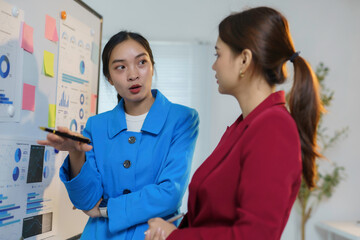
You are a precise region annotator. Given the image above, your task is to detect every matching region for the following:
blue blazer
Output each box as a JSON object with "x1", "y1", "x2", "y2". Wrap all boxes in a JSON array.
[{"x1": 60, "y1": 90, "x2": 199, "y2": 239}]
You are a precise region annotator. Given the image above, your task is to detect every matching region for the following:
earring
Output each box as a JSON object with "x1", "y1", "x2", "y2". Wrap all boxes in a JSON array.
[{"x1": 240, "y1": 70, "x2": 245, "y2": 78}]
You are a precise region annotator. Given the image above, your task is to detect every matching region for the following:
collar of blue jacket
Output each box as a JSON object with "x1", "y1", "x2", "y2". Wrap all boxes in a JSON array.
[{"x1": 108, "y1": 89, "x2": 171, "y2": 138}]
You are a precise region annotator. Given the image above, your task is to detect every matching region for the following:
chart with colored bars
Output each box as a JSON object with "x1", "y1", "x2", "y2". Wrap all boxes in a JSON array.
[
  {"x1": 0, "y1": 52, "x2": 13, "y2": 105},
  {"x1": 0, "y1": 91, "x2": 13, "y2": 104},
  {"x1": 0, "y1": 194, "x2": 20, "y2": 227},
  {"x1": 0, "y1": 138, "x2": 56, "y2": 239},
  {"x1": 56, "y1": 14, "x2": 93, "y2": 135},
  {"x1": 62, "y1": 73, "x2": 89, "y2": 85},
  {"x1": 0, "y1": 54, "x2": 13, "y2": 105},
  {"x1": 0, "y1": 1, "x2": 24, "y2": 122},
  {"x1": 59, "y1": 91, "x2": 69, "y2": 108},
  {"x1": 26, "y1": 192, "x2": 50, "y2": 215}
]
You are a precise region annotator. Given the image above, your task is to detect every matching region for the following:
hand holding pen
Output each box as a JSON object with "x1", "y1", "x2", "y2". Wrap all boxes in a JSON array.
[
  {"x1": 37, "y1": 126, "x2": 92, "y2": 178},
  {"x1": 37, "y1": 126, "x2": 92, "y2": 153}
]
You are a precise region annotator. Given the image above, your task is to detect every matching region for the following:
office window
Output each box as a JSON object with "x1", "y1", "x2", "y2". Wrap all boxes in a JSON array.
[
  {"x1": 151, "y1": 42, "x2": 194, "y2": 107},
  {"x1": 98, "y1": 41, "x2": 212, "y2": 112}
]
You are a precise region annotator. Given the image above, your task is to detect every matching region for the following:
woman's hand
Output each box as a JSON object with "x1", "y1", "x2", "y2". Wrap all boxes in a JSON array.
[
  {"x1": 37, "y1": 126, "x2": 92, "y2": 178},
  {"x1": 82, "y1": 198, "x2": 102, "y2": 218},
  {"x1": 37, "y1": 126, "x2": 92, "y2": 153},
  {"x1": 145, "y1": 218, "x2": 177, "y2": 240}
]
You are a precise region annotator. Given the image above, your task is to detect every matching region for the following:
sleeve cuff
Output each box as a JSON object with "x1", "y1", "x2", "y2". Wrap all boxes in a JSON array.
[
  {"x1": 59, "y1": 155, "x2": 102, "y2": 209},
  {"x1": 108, "y1": 196, "x2": 130, "y2": 233}
]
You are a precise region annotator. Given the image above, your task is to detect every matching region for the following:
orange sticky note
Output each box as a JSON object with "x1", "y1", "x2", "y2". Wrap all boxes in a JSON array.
[
  {"x1": 91, "y1": 94, "x2": 97, "y2": 114},
  {"x1": 21, "y1": 22, "x2": 34, "y2": 53},
  {"x1": 45, "y1": 15, "x2": 58, "y2": 42},
  {"x1": 22, "y1": 83, "x2": 36, "y2": 111}
]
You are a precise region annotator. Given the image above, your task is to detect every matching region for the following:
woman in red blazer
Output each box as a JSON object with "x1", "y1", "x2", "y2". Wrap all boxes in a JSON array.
[{"x1": 145, "y1": 6, "x2": 323, "y2": 240}]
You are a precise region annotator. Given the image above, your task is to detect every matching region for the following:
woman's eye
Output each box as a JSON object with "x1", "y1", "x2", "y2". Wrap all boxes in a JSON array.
[
  {"x1": 139, "y1": 60, "x2": 147, "y2": 65},
  {"x1": 214, "y1": 53, "x2": 219, "y2": 58},
  {"x1": 116, "y1": 65, "x2": 125, "y2": 70}
]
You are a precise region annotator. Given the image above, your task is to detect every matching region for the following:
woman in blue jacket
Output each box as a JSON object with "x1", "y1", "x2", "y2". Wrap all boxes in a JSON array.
[{"x1": 38, "y1": 31, "x2": 199, "y2": 239}]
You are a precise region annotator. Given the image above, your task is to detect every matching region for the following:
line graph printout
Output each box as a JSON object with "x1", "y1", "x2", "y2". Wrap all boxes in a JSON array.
[
  {"x1": 56, "y1": 15, "x2": 94, "y2": 135},
  {"x1": 0, "y1": 137, "x2": 57, "y2": 240},
  {"x1": 0, "y1": 1, "x2": 24, "y2": 122},
  {"x1": 22, "y1": 212, "x2": 53, "y2": 239}
]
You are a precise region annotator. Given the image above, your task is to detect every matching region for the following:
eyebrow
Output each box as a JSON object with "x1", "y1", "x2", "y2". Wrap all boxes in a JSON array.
[
  {"x1": 215, "y1": 46, "x2": 219, "y2": 50},
  {"x1": 111, "y1": 53, "x2": 148, "y2": 65}
]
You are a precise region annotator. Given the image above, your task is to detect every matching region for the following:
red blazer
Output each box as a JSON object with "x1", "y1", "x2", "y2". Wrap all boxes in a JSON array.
[{"x1": 169, "y1": 91, "x2": 302, "y2": 240}]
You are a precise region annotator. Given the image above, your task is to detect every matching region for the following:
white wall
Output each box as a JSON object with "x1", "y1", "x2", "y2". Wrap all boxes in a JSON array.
[{"x1": 83, "y1": 0, "x2": 360, "y2": 239}]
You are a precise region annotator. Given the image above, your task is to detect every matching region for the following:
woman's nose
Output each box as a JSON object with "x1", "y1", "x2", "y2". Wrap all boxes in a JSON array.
[
  {"x1": 128, "y1": 67, "x2": 139, "y2": 81},
  {"x1": 128, "y1": 75, "x2": 139, "y2": 81}
]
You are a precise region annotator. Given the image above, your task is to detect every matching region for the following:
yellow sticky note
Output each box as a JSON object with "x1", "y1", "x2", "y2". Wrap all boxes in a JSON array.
[
  {"x1": 43, "y1": 50, "x2": 55, "y2": 77},
  {"x1": 48, "y1": 104, "x2": 56, "y2": 128}
]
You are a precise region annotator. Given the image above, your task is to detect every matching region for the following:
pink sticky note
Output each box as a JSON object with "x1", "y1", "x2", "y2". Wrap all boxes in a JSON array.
[
  {"x1": 45, "y1": 15, "x2": 58, "y2": 42},
  {"x1": 91, "y1": 94, "x2": 97, "y2": 114},
  {"x1": 22, "y1": 83, "x2": 36, "y2": 111},
  {"x1": 21, "y1": 22, "x2": 34, "y2": 53}
]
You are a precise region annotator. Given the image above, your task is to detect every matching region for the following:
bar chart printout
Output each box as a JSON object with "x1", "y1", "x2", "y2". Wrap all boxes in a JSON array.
[
  {"x1": 26, "y1": 192, "x2": 44, "y2": 214},
  {"x1": 0, "y1": 194, "x2": 21, "y2": 227}
]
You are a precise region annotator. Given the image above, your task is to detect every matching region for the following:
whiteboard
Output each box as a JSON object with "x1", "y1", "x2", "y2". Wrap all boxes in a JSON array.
[{"x1": 0, "y1": 0, "x2": 102, "y2": 239}]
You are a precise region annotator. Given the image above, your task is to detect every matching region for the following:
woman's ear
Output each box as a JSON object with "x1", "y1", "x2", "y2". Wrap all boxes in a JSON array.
[
  {"x1": 239, "y1": 49, "x2": 252, "y2": 72},
  {"x1": 107, "y1": 77, "x2": 114, "y2": 86}
]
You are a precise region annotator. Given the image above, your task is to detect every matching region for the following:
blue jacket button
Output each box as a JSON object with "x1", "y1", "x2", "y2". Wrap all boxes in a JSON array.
[
  {"x1": 123, "y1": 160, "x2": 131, "y2": 168},
  {"x1": 123, "y1": 189, "x2": 131, "y2": 194},
  {"x1": 128, "y1": 136, "x2": 136, "y2": 144}
]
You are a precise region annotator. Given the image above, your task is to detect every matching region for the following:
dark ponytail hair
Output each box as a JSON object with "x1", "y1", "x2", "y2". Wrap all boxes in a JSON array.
[
  {"x1": 102, "y1": 31, "x2": 155, "y2": 103},
  {"x1": 288, "y1": 56, "x2": 322, "y2": 189},
  {"x1": 219, "y1": 7, "x2": 323, "y2": 189}
]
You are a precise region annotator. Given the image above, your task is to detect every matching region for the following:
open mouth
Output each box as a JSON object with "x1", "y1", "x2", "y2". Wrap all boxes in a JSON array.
[
  {"x1": 129, "y1": 84, "x2": 141, "y2": 93},
  {"x1": 130, "y1": 84, "x2": 141, "y2": 90}
]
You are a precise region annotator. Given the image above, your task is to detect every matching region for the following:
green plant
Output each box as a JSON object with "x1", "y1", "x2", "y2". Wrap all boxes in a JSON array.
[{"x1": 296, "y1": 63, "x2": 348, "y2": 240}]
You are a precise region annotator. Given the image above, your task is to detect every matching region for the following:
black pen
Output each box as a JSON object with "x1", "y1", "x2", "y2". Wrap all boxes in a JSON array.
[{"x1": 39, "y1": 127, "x2": 91, "y2": 144}]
